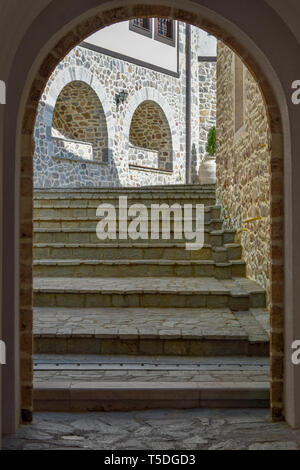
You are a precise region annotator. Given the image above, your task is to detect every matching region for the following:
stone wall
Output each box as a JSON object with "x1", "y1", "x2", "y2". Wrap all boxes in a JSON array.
[
  {"x1": 33, "y1": 23, "x2": 217, "y2": 188},
  {"x1": 216, "y1": 42, "x2": 271, "y2": 303},
  {"x1": 129, "y1": 100, "x2": 173, "y2": 171},
  {"x1": 52, "y1": 81, "x2": 109, "y2": 163}
]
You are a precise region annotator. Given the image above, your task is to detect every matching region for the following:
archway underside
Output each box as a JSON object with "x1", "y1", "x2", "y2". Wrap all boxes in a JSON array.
[{"x1": 20, "y1": 4, "x2": 284, "y2": 422}]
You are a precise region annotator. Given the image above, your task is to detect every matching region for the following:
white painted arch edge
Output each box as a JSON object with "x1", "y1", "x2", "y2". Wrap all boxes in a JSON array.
[{"x1": 42, "y1": 64, "x2": 115, "y2": 148}]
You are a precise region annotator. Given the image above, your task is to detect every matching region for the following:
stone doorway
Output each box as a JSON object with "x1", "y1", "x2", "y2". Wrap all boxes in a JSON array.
[{"x1": 5, "y1": 2, "x2": 286, "y2": 434}]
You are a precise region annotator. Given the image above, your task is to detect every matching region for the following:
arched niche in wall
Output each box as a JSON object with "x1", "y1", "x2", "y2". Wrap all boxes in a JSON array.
[
  {"x1": 52, "y1": 80, "x2": 109, "y2": 162},
  {"x1": 124, "y1": 88, "x2": 179, "y2": 173},
  {"x1": 129, "y1": 99, "x2": 173, "y2": 171}
]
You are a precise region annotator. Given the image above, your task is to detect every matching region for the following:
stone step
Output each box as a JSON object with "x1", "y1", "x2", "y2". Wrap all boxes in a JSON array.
[
  {"x1": 33, "y1": 259, "x2": 246, "y2": 279},
  {"x1": 34, "y1": 184, "x2": 216, "y2": 198},
  {"x1": 33, "y1": 356, "x2": 270, "y2": 383},
  {"x1": 33, "y1": 381, "x2": 269, "y2": 412},
  {"x1": 33, "y1": 200, "x2": 220, "y2": 208},
  {"x1": 33, "y1": 205, "x2": 223, "y2": 223},
  {"x1": 33, "y1": 355, "x2": 269, "y2": 411},
  {"x1": 33, "y1": 242, "x2": 242, "y2": 262},
  {"x1": 34, "y1": 200, "x2": 219, "y2": 211},
  {"x1": 33, "y1": 307, "x2": 269, "y2": 356},
  {"x1": 33, "y1": 217, "x2": 223, "y2": 232},
  {"x1": 33, "y1": 228, "x2": 236, "y2": 245},
  {"x1": 35, "y1": 184, "x2": 215, "y2": 190},
  {"x1": 33, "y1": 277, "x2": 266, "y2": 310},
  {"x1": 34, "y1": 197, "x2": 216, "y2": 207},
  {"x1": 34, "y1": 190, "x2": 216, "y2": 197},
  {"x1": 34, "y1": 197, "x2": 216, "y2": 208}
]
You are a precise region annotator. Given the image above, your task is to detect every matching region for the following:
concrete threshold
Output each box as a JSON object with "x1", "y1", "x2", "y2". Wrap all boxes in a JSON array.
[{"x1": 33, "y1": 381, "x2": 270, "y2": 412}]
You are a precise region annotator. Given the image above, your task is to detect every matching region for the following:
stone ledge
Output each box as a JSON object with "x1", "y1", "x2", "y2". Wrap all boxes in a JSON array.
[
  {"x1": 33, "y1": 184, "x2": 216, "y2": 193},
  {"x1": 33, "y1": 381, "x2": 270, "y2": 411},
  {"x1": 33, "y1": 259, "x2": 245, "y2": 267},
  {"x1": 33, "y1": 305, "x2": 270, "y2": 355},
  {"x1": 52, "y1": 155, "x2": 108, "y2": 166},
  {"x1": 33, "y1": 337, "x2": 268, "y2": 357},
  {"x1": 129, "y1": 163, "x2": 173, "y2": 174}
]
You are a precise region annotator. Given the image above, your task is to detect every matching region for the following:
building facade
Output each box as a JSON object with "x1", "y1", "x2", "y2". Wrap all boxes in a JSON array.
[{"x1": 33, "y1": 20, "x2": 217, "y2": 188}]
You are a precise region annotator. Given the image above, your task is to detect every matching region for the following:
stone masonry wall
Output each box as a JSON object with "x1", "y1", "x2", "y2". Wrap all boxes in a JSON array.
[
  {"x1": 52, "y1": 81, "x2": 109, "y2": 163},
  {"x1": 216, "y1": 42, "x2": 271, "y2": 303},
  {"x1": 129, "y1": 100, "x2": 173, "y2": 171},
  {"x1": 34, "y1": 23, "x2": 184, "y2": 188},
  {"x1": 33, "y1": 23, "x2": 217, "y2": 188}
]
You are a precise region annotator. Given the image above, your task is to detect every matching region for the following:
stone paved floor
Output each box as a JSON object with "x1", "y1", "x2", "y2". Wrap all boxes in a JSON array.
[
  {"x1": 33, "y1": 307, "x2": 269, "y2": 342},
  {"x1": 3, "y1": 409, "x2": 300, "y2": 450}
]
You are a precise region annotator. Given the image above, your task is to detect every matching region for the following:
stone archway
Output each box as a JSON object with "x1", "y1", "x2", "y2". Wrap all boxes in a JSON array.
[
  {"x1": 8, "y1": 2, "x2": 288, "y2": 430},
  {"x1": 124, "y1": 87, "x2": 179, "y2": 157}
]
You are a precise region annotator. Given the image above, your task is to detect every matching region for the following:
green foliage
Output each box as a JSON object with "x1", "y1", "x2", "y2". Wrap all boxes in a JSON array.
[{"x1": 206, "y1": 126, "x2": 216, "y2": 156}]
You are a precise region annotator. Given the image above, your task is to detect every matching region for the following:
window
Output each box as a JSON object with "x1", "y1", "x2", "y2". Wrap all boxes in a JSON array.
[
  {"x1": 234, "y1": 55, "x2": 245, "y2": 134},
  {"x1": 154, "y1": 19, "x2": 175, "y2": 47},
  {"x1": 129, "y1": 18, "x2": 152, "y2": 38}
]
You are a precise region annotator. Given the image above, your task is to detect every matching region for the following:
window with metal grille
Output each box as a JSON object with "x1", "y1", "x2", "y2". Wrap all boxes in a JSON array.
[
  {"x1": 129, "y1": 18, "x2": 152, "y2": 38},
  {"x1": 154, "y1": 19, "x2": 175, "y2": 46}
]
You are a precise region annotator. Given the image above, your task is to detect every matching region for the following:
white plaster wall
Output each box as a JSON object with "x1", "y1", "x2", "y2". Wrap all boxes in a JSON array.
[
  {"x1": 197, "y1": 29, "x2": 217, "y2": 57},
  {"x1": 86, "y1": 20, "x2": 178, "y2": 72}
]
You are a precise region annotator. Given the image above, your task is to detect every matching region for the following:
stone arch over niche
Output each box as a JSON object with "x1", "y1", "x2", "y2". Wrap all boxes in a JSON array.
[
  {"x1": 52, "y1": 80, "x2": 109, "y2": 162},
  {"x1": 33, "y1": 65, "x2": 116, "y2": 187},
  {"x1": 124, "y1": 88, "x2": 179, "y2": 172},
  {"x1": 129, "y1": 100, "x2": 174, "y2": 171},
  {"x1": 36, "y1": 64, "x2": 114, "y2": 155},
  {"x1": 11, "y1": 1, "x2": 289, "y2": 429}
]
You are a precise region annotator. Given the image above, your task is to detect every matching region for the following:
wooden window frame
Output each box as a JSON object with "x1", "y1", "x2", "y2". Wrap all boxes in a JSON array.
[
  {"x1": 129, "y1": 19, "x2": 153, "y2": 38},
  {"x1": 154, "y1": 19, "x2": 176, "y2": 47}
]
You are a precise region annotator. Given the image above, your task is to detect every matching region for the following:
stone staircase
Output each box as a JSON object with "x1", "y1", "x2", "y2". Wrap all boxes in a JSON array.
[{"x1": 33, "y1": 185, "x2": 270, "y2": 411}]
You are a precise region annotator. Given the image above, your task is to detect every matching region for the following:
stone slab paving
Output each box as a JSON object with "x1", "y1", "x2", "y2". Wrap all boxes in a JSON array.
[
  {"x1": 3, "y1": 409, "x2": 300, "y2": 450},
  {"x1": 33, "y1": 307, "x2": 269, "y2": 342}
]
